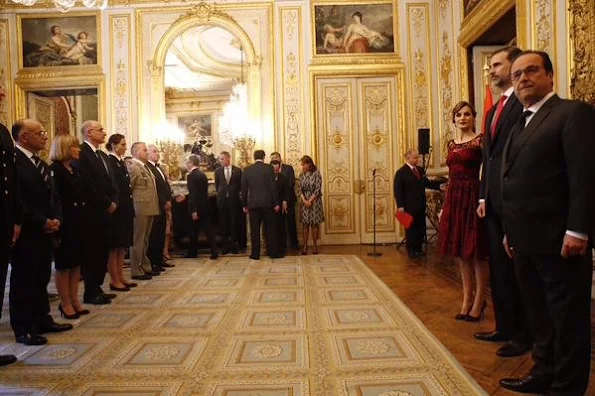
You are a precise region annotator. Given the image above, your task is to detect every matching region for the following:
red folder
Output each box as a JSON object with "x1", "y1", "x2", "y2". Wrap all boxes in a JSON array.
[{"x1": 395, "y1": 210, "x2": 414, "y2": 229}]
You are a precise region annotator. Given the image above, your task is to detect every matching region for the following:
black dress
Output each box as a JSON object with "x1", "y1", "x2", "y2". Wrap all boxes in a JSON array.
[
  {"x1": 107, "y1": 154, "x2": 134, "y2": 248},
  {"x1": 50, "y1": 162, "x2": 87, "y2": 270}
]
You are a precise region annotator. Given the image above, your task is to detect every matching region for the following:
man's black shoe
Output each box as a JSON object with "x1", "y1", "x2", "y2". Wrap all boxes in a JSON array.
[
  {"x1": 37, "y1": 322, "x2": 73, "y2": 334},
  {"x1": 16, "y1": 334, "x2": 47, "y2": 345},
  {"x1": 496, "y1": 341, "x2": 531, "y2": 358},
  {"x1": 162, "y1": 263, "x2": 175, "y2": 268},
  {"x1": 474, "y1": 330, "x2": 511, "y2": 342},
  {"x1": 221, "y1": 249, "x2": 229, "y2": 255},
  {"x1": 249, "y1": 255, "x2": 260, "y2": 260},
  {"x1": 500, "y1": 375, "x2": 552, "y2": 393},
  {"x1": 132, "y1": 274, "x2": 152, "y2": 280},
  {"x1": 270, "y1": 254, "x2": 285, "y2": 259},
  {"x1": 84, "y1": 295, "x2": 111, "y2": 305},
  {"x1": 210, "y1": 254, "x2": 219, "y2": 260},
  {"x1": 0, "y1": 354, "x2": 17, "y2": 366},
  {"x1": 145, "y1": 271, "x2": 160, "y2": 276},
  {"x1": 184, "y1": 254, "x2": 197, "y2": 258},
  {"x1": 102, "y1": 293, "x2": 117, "y2": 299}
]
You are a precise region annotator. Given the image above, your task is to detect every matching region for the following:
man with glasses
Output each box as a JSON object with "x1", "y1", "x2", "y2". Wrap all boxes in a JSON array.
[
  {"x1": 74, "y1": 120, "x2": 118, "y2": 305},
  {"x1": 498, "y1": 51, "x2": 595, "y2": 395},
  {"x1": 9, "y1": 119, "x2": 72, "y2": 345},
  {"x1": 475, "y1": 46, "x2": 532, "y2": 359}
]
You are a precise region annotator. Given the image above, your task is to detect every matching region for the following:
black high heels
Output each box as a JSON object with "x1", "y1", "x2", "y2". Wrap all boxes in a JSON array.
[
  {"x1": 465, "y1": 300, "x2": 487, "y2": 322},
  {"x1": 74, "y1": 308, "x2": 90, "y2": 315},
  {"x1": 110, "y1": 284, "x2": 130, "y2": 292},
  {"x1": 58, "y1": 305, "x2": 80, "y2": 320}
]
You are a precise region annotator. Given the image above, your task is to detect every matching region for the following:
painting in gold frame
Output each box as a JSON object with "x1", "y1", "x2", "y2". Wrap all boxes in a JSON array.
[
  {"x1": 17, "y1": 12, "x2": 101, "y2": 72},
  {"x1": 311, "y1": 0, "x2": 397, "y2": 61}
]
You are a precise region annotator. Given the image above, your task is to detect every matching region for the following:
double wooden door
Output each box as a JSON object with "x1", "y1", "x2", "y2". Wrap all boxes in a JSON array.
[{"x1": 315, "y1": 75, "x2": 400, "y2": 244}]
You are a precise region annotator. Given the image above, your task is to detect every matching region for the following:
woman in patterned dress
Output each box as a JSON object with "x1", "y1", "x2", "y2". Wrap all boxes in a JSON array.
[
  {"x1": 299, "y1": 155, "x2": 324, "y2": 255},
  {"x1": 438, "y1": 101, "x2": 488, "y2": 322}
]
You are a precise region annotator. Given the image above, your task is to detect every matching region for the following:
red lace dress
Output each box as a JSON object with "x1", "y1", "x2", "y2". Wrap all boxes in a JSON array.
[{"x1": 438, "y1": 135, "x2": 487, "y2": 260}]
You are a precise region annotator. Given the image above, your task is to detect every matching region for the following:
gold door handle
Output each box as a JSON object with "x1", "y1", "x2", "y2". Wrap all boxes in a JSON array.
[{"x1": 354, "y1": 180, "x2": 366, "y2": 194}]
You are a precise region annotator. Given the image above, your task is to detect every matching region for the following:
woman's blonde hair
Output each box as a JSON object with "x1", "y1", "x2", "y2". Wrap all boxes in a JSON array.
[{"x1": 49, "y1": 134, "x2": 80, "y2": 162}]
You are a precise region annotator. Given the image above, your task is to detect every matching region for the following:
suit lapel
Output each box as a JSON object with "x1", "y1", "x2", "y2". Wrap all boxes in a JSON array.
[
  {"x1": 491, "y1": 95, "x2": 517, "y2": 148},
  {"x1": 504, "y1": 95, "x2": 559, "y2": 174}
]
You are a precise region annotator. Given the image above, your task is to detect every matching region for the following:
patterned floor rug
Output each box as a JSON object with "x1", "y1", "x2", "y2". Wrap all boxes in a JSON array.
[{"x1": 0, "y1": 255, "x2": 486, "y2": 395}]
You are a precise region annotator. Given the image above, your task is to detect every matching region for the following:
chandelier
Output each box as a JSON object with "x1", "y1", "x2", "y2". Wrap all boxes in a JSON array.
[{"x1": 10, "y1": 0, "x2": 108, "y2": 12}]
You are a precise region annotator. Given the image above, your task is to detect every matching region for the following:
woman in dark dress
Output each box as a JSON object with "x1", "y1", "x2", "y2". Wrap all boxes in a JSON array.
[
  {"x1": 106, "y1": 134, "x2": 135, "y2": 291},
  {"x1": 49, "y1": 135, "x2": 89, "y2": 319},
  {"x1": 438, "y1": 101, "x2": 488, "y2": 322}
]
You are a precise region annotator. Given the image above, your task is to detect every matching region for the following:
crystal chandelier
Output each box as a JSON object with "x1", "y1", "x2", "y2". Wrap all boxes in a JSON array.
[{"x1": 10, "y1": 0, "x2": 108, "y2": 13}]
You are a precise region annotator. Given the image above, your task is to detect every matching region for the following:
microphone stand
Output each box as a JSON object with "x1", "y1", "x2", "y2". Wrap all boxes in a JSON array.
[{"x1": 368, "y1": 169, "x2": 382, "y2": 257}]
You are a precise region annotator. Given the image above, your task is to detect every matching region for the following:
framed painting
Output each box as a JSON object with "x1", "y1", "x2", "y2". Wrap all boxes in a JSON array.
[
  {"x1": 17, "y1": 12, "x2": 100, "y2": 70},
  {"x1": 464, "y1": 0, "x2": 484, "y2": 17},
  {"x1": 177, "y1": 113, "x2": 212, "y2": 142},
  {"x1": 311, "y1": 0, "x2": 397, "y2": 59}
]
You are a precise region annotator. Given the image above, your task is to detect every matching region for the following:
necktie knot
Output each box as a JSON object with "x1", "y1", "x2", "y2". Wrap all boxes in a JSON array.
[{"x1": 32, "y1": 155, "x2": 41, "y2": 165}]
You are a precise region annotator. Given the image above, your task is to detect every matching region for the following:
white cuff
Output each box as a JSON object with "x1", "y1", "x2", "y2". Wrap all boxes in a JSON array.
[
  {"x1": 565, "y1": 230, "x2": 588, "y2": 240},
  {"x1": 478, "y1": 199, "x2": 485, "y2": 203}
]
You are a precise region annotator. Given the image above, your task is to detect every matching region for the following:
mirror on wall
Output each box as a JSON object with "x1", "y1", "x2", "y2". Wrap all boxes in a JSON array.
[
  {"x1": 164, "y1": 25, "x2": 245, "y2": 180},
  {"x1": 26, "y1": 87, "x2": 98, "y2": 159}
]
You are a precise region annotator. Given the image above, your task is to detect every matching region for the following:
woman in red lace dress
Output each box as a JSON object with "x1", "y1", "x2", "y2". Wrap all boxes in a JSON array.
[{"x1": 438, "y1": 101, "x2": 488, "y2": 322}]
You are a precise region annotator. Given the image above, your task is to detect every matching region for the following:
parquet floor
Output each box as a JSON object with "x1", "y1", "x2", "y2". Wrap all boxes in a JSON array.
[{"x1": 322, "y1": 244, "x2": 595, "y2": 395}]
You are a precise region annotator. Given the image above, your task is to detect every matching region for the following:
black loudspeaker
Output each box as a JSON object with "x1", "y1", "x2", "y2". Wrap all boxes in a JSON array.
[{"x1": 418, "y1": 128, "x2": 430, "y2": 154}]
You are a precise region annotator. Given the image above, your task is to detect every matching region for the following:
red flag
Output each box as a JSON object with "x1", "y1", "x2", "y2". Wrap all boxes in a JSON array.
[{"x1": 482, "y1": 84, "x2": 494, "y2": 135}]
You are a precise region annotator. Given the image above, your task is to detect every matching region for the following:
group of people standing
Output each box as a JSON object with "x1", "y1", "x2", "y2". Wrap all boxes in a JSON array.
[{"x1": 395, "y1": 48, "x2": 595, "y2": 395}]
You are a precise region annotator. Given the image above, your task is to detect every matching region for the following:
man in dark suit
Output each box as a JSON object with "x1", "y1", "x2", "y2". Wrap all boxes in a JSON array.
[
  {"x1": 74, "y1": 120, "x2": 118, "y2": 305},
  {"x1": 185, "y1": 154, "x2": 218, "y2": 259},
  {"x1": 214, "y1": 151, "x2": 242, "y2": 254},
  {"x1": 393, "y1": 149, "x2": 440, "y2": 257},
  {"x1": 271, "y1": 159, "x2": 290, "y2": 255},
  {"x1": 241, "y1": 150, "x2": 282, "y2": 260},
  {"x1": 10, "y1": 119, "x2": 72, "y2": 346},
  {"x1": 0, "y1": 123, "x2": 20, "y2": 365},
  {"x1": 270, "y1": 152, "x2": 299, "y2": 251},
  {"x1": 474, "y1": 46, "x2": 532, "y2": 358},
  {"x1": 146, "y1": 144, "x2": 174, "y2": 271},
  {"x1": 498, "y1": 51, "x2": 595, "y2": 395}
]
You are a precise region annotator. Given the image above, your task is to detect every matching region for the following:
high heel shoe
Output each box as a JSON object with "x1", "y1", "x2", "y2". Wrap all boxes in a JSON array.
[
  {"x1": 74, "y1": 308, "x2": 90, "y2": 315},
  {"x1": 454, "y1": 304, "x2": 472, "y2": 320},
  {"x1": 58, "y1": 305, "x2": 80, "y2": 320},
  {"x1": 465, "y1": 300, "x2": 487, "y2": 322},
  {"x1": 301, "y1": 246, "x2": 308, "y2": 255},
  {"x1": 123, "y1": 281, "x2": 137, "y2": 288},
  {"x1": 110, "y1": 284, "x2": 130, "y2": 292},
  {"x1": 313, "y1": 245, "x2": 318, "y2": 255}
]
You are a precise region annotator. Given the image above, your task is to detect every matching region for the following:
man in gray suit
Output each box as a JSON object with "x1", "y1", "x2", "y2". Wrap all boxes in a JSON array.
[
  {"x1": 241, "y1": 150, "x2": 282, "y2": 260},
  {"x1": 127, "y1": 142, "x2": 160, "y2": 280}
]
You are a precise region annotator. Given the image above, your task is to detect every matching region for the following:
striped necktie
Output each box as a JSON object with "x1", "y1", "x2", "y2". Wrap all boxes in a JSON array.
[{"x1": 32, "y1": 155, "x2": 49, "y2": 184}]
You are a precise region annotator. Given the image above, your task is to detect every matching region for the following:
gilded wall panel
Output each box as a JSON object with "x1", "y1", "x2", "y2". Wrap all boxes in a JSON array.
[
  {"x1": 406, "y1": 4, "x2": 432, "y2": 164},
  {"x1": 533, "y1": 0, "x2": 557, "y2": 71},
  {"x1": 109, "y1": 14, "x2": 133, "y2": 140},
  {"x1": 320, "y1": 83, "x2": 355, "y2": 235},
  {"x1": 360, "y1": 82, "x2": 394, "y2": 232},
  {"x1": 0, "y1": 19, "x2": 11, "y2": 126},
  {"x1": 279, "y1": 6, "x2": 305, "y2": 169},
  {"x1": 569, "y1": 0, "x2": 595, "y2": 104}
]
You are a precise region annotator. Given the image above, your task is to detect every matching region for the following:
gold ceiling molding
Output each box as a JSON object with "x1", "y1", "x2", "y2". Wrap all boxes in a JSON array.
[
  {"x1": 569, "y1": 0, "x2": 595, "y2": 104},
  {"x1": 458, "y1": 0, "x2": 517, "y2": 48}
]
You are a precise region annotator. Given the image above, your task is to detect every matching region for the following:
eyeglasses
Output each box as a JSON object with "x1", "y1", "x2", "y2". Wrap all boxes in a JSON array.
[
  {"x1": 89, "y1": 127, "x2": 105, "y2": 133},
  {"x1": 27, "y1": 130, "x2": 48, "y2": 137},
  {"x1": 510, "y1": 65, "x2": 542, "y2": 82}
]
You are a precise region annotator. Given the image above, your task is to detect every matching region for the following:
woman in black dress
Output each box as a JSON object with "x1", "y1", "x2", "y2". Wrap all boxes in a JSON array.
[
  {"x1": 106, "y1": 134, "x2": 135, "y2": 291},
  {"x1": 49, "y1": 135, "x2": 90, "y2": 319}
]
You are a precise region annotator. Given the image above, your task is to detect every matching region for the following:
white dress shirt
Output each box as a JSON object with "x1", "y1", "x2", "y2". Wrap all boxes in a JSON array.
[{"x1": 16, "y1": 144, "x2": 37, "y2": 166}]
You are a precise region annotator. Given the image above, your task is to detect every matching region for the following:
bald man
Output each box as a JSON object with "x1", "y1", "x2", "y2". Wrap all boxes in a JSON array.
[
  {"x1": 10, "y1": 119, "x2": 71, "y2": 345},
  {"x1": 73, "y1": 120, "x2": 118, "y2": 305}
]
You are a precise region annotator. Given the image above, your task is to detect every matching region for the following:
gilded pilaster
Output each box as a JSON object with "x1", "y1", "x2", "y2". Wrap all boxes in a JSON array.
[
  {"x1": 569, "y1": 0, "x2": 595, "y2": 104},
  {"x1": 109, "y1": 14, "x2": 133, "y2": 141},
  {"x1": 0, "y1": 19, "x2": 11, "y2": 126},
  {"x1": 278, "y1": 6, "x2": 305, "y2": 169}
]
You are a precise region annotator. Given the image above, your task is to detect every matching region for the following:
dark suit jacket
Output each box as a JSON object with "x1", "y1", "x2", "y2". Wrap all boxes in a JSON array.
[
  {"x1": 187, "y1": 168, "x2": 210, "y2": 215},
  {"x1": 146, "y1": 161, "x2": 172, "y2": 210},
  {"x1": 480, "y1": 93, "x2": 523, "y2": 213},
  {"x1": 50, "y1": 162, "x2": 87, "y2": 245},
  {"x1": 107, "y1": 154, "x2": 135, "y2": 221},
  {"x1": 0, "y1": 124, "x2": 22, "y2": 243},
  {"x1": 393, "y1": 164, "x2": 440, "y2": 214},
  {"x1": 214, "y1": 165, "x2": 242, "y2": 203},
  {"x1": 73, "y1": 143, "x2": 117, "y2": 215},
  {"x1": 14, "y1": 149, "x2": 61, "y2": 246},
  {"x1": 501, "y1": 95, "x2": 595, "y2": 254},
  {"x1": 241, "y1": 161, "x2": 278, "y2": 209},
  {"x1": 275, "y1": 172, "x2": 290, "y2": 205},
  {"x1": 280, "y1": 164, "x2": 296, "y2": 203}
]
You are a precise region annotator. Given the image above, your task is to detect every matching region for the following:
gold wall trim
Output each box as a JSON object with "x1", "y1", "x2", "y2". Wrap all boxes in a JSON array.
[
  {"x1": 109, "y1": 14, "x2": 133, "y2": 140},
  {"x1": 278, "y1": 5, "x2": 305, "y2": 169},
  {"x1": 569, "y1": 0, "x2": 595, "y2": 104},
  {"x1": 309, "y1": 65, "x2": 407, "y2": 167},
  {"x1": 532, "y1": 0, "x2": 557, "y2": 75},
  {"x1": 0, "y1": 19, "x2": 12, "y2": 126},
  {"x1": 459, "y1": 0, "x2": 517, "y2": 48}
]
